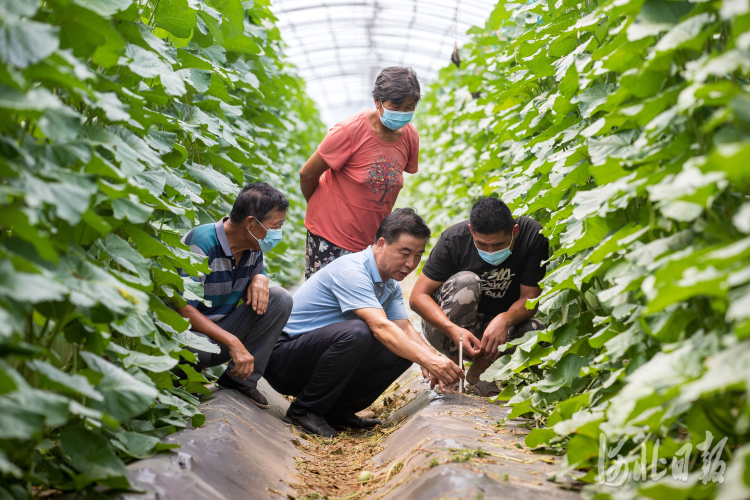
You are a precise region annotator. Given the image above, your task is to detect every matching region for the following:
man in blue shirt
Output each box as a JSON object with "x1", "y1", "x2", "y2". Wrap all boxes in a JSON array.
[
  {"x1": 265, "y1": 209, "x2": 463, "y2": 437},
  {"x1": 176, "y1": 183, "x2": 293, "y2": 409}
]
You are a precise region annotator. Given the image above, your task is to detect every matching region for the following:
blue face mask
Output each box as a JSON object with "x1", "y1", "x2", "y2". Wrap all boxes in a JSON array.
[
  {"x1": 475, "y1": 232, "x2": 514, "y2": 266},
  {"x1": 379, "y1": 103, "x2": 414, "y2": 130},
  {"x1": 249, "y1": 219, "x2": 283, "y2": 253}
]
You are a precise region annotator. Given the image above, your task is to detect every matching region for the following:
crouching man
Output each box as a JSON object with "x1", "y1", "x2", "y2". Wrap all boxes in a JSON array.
[
  {"x1": 409, "y1": 198, "x2": 549, "y2": 394},
  {"x1": 176, "y1": 182, "x2": 294, "y2": 409},
  {"x1": 264, "y1": 209, "x2": 463, "y2": 437}
]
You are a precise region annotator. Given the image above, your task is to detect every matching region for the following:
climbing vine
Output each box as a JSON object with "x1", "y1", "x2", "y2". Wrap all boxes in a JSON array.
[
  {"x1": 0, "y1": 0, "x2": 323, "y2": 495},
  {"x1": 408, "y1": 0, "x2": 750, "y2": 497}
]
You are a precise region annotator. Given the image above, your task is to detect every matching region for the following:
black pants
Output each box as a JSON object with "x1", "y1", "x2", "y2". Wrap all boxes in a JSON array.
[
  {"x1": 264, "y1": 319, "x2": 413, "y2": 417},
  {"x1": 189, "y1": 287, "x2": 293, "y2": 389}
]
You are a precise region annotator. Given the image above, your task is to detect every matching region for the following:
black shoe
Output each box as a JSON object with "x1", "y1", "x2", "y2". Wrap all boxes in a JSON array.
[
  {"x1": 326, "y1": 413, "x2": 381, "y2": 430},
  {"x1": 217, "y1": 373, "x2": 269, "y2": 409},
  {"x1": 284, "y1": 408, "x2": 338, "y2": 438}
]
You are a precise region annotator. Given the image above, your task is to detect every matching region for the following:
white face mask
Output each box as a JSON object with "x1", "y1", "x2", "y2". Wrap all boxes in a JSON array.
[
  {"x1": 378, "y1": 102, "x2": 414, "y2": 130},
  {"x1": 249, "y1": 219, "x2": 283, "y2": 252},
  {"x1": 475, "y1": 232, "x2": 513, "y2": 266}
]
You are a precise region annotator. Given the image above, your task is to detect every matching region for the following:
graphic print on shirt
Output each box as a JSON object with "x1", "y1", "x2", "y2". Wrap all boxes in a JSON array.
[
  {"x1": 479, "y1": 267, "x2": 515, "y2": 299},
  {"x1": 365, "y1": 157, "x2": 404, "y2": 204}
]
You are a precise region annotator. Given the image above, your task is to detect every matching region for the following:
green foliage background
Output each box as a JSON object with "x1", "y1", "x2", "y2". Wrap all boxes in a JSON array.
[
  {"x1": 0, "y1": 0, "x2": 324, "y2": 495},
  {"x1": 406, "y1": 0, "x2": 750, "y2": 497}
]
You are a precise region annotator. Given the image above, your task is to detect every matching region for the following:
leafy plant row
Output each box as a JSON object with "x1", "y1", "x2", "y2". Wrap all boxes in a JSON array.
[
  {"x1": 407, "y1": 0, "x2": 750, "y2": 498},
  {"x1": 0, "y1": 0, "x2": 324, "y2": 496}
]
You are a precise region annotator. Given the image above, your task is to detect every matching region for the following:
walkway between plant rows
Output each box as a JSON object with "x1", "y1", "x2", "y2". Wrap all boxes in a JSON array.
[{"x1": 118, "y1": 276, "x2": 582, "y2": 500}]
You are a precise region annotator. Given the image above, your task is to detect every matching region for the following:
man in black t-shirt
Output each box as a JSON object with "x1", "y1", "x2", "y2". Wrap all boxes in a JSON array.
[{"x1": 409, "y1": 198, "x2": 549, "y2": 390}]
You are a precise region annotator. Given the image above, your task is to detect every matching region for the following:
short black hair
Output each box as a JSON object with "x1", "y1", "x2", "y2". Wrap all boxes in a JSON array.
[
  {"x1": 229, "y1": 182, "x2": 289, "y2": 224},
  {"x1": 375, "y1": 208, "x2": 431, "y2": 245},
  {"x1": 469, "y1": 198, "x2": 515, "y2": 235}
]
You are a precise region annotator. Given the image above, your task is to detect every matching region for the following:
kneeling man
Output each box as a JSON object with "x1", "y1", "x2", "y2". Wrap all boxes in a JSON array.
[
  {"x1": 410, "y1": 198, "x2": 549, "y2": 392},
  {"x1": 265, "y1": 209, "x2": 463, "y2": 437}
]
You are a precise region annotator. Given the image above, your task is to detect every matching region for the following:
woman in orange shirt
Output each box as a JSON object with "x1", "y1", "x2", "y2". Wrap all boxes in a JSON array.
[{"x1": 299, "y1": 67, "x2": 422, "y2": 278}]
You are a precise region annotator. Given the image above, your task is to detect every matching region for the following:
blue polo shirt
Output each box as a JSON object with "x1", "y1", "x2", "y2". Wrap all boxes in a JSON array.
[
  {"x1": 284, "y1": 246, "x2": 409, "y2": 338},
  {"x1": 180, "y1": 217, "x2": 263, "y2": 322}
]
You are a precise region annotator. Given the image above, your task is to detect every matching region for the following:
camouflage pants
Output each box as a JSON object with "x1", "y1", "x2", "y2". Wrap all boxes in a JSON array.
[
  {"x1": 422, "y1": 271, "x2": 545, "y2": 359},
  {"x1": 305, "y1": 231, "x2": 353, "y2": 280}
]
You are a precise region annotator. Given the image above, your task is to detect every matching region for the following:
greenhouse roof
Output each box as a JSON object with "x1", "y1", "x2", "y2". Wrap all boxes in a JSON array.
[{"x1": 271, "y1": 0, "x2": 497, "y2": 127}]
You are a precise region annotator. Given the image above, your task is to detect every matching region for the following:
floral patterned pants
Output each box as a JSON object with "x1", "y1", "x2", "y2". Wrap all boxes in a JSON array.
[{"x1": 304, "y1": 231, "x2": 354, "y2": 279}]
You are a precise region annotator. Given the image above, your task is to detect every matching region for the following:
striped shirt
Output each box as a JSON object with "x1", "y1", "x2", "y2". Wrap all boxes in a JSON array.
[{"x1": 180, "y1": 217, "x2": 263, "y2": 322}]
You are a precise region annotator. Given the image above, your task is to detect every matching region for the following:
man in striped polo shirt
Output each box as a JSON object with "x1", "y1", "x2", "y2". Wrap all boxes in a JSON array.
[{"x1": 176, "y1": 182, "x2": 293, "y2": 408}]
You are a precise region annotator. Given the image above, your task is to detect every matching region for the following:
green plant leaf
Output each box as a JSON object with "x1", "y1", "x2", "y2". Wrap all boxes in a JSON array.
[
  {"x1": 0, "y1": 261, "x2": 67, "y2": 304},
  {"x1": 0, "y1": 18, "x2": 59, "y2": 69},
  {"x1": 212, "y1": 0, "x2": 245, "y2": 38},
  {"x1": 111, "y1": 197, "x2": 154, "y2": 223},
  {"x1": 153, "y1": 0, "x2": 198, "y2": 39},
  {"x1": 111, "y1": 312, "x2": 157, "y2": 338},
  {"x1": 81, "y1": 351, "x2": 158, "y2": 421},
  {"x1": 525, "y1": 427, "x2": 557, "y2": 447},
  {"x1": 123, "y1": 351, "x2": 178, "y2": 373},
  {"x1": 27, "y1": 360, "x2": 103, "y2": 401},
  {"x1": 653, "y1": 13, "x2": 715, "y2": 53},
  {"x1": 60, "y1": 425, "x2": 128, "y2": 481},
  {"x1": 149, "y1": 293, "x2": 190, "y2": 331},
  {"x1": 71, "y1": 0, "x2": 132, "y2": 16},
  {"x1": 0, "y1": 398, "x2": 45, "y2": 439},
  {"x1": 110, "y1": 429, "x2": 165, "y2": 459},
  {"x1": 172, "y1": 329, "x2": 220, "y2": 354},
  {"x1": 626, "y1": 0, "x2": 693, "y2": 41},
  {"x1": 532, "y1": 355, "x2": 589, "y2": 393},
  {"x1": 125, "y1": 44, "x2": 172, "y2": 79},
  {"x1": 186, "y1": 162, "x2": 239, "y2": 194}
]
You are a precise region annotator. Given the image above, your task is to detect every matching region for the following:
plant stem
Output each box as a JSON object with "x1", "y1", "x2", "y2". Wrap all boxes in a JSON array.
[
  {"x1": 44, "y1": 304, "x2": 74, "y2": 354},
  {"x1": 149, "y1": 0, "x2": 161, "y2": 26}
]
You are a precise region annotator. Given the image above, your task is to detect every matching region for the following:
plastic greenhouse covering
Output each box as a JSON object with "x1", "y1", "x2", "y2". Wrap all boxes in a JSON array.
[{"x1": 271, "y1": 0, "x2": 497, "y2": 125}]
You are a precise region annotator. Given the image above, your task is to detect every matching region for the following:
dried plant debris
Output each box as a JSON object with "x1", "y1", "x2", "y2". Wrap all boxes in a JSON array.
[
  {"x1": 282, "y1": 377, "x2": 420, "y2": 500},
  {"x1": 280, "y1": 374, "x2": 565, "y2": 500}
]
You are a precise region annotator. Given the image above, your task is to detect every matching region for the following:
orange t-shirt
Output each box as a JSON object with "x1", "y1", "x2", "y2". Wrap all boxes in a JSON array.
[{"x1": 305, "y1": 111, "x2": 420, "y2": 252}]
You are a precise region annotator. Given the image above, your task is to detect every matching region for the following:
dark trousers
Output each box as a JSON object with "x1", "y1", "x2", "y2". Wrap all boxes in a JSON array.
[
  {"x1": 189, "y1": 287, "x2": 293, "y2": 389},
  {"x1": 264, "y1": 319, "x2": 413, "y2": 417}
]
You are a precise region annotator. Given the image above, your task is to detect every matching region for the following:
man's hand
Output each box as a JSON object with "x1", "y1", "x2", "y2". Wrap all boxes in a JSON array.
[
  {"x1": 420, "y1": 364, "x2": 434, "y2": 388},
  {"x1": 423, "y1": 355, "x2": 463, "y2": 389},
  {"x1": 454, "y1": 328, "x2": 483, "y2": 358},
  {"x1": 228, "y1": 340, "x2": 255, "y2": 380},
  {"x1": 481, "y1": 316, "x2": 510, "y2": 361},
  {"x1": 245, "y1": 274, "x2": 270, "y2": 314},
  {"x1": 358, "y1": 310, "x2": 463, "y2": 391}
]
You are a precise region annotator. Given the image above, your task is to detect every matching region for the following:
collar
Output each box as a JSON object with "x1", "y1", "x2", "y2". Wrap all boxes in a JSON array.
[
  {"x1": 214, "y1": 217, "x2": 233, "y2": 257},
  {"x1": 363, "y1": 246, "x2": 384, "y2": 284}
]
